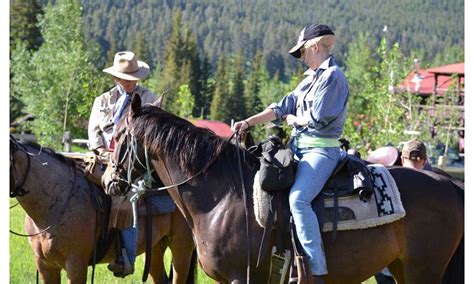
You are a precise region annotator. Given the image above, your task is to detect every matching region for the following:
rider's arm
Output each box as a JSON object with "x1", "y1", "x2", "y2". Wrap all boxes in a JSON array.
[{"x1": 88, "y1": 96, "x2": 107, "y2": 151}]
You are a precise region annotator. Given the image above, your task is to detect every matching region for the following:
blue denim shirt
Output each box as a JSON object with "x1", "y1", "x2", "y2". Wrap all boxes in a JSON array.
[{"x1": 268, "y1": 55, "x2": 349, "y2": 139}]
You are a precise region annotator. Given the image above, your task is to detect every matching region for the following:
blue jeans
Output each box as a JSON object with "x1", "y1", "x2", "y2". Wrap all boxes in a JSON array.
[{"x1": 289, "y1": 145, "x2": 343, "y2": 275}]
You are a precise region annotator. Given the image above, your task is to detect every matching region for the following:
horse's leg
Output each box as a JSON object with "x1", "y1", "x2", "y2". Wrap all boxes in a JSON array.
[
  {"x1": 387, "y1": 259, "x2": 405, "y2": 284},
  {"x1": 35, "y1": 260, "x2": 61, "y2": 284},
  {"x1": 149, "y1": 237, "x2": 168, "y2": 284},
  {"x1": 169, "y1": 210, "x2": 196, "y2": 284},
  {"x1": 64, "y1": 258, "x2": 89, "y2": 284},
  {"x1": 169, "y1": 245, "x2": 195, "y2": 284}
]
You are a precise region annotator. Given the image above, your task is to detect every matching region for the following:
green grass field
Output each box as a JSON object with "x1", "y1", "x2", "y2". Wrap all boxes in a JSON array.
[
  {"x1": 10, "y1": 200, "x2": 375, "y2": 283},
  {"x1": 10, "y1": 200, "x2": 213, "y2": 284}
]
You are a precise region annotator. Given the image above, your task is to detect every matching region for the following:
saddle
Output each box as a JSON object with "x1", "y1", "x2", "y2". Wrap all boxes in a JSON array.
[
  {"x1": 252, "y1": 138, "x2": 375, "y2": 282},
  {"x1": 62, "y1": 152, "x2": 108, "y2": 186}
]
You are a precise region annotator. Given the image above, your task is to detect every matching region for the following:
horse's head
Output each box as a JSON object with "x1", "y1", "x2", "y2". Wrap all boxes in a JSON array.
[
  {"x1": 102, "y1": 94, "x2": 157, "y2": 195},
  {"x1": 10, "y1": 135, "x2": 33, "y2": 197}
]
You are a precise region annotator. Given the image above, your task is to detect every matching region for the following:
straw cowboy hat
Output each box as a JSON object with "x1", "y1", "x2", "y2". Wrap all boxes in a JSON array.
[{"x1": 103, "y1": 51, "x2": 150, "y2": 81}]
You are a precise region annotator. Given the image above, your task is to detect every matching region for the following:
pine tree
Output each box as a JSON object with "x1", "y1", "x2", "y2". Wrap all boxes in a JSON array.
[
  {"x1": 10, "y1": 0, "x2": 43, "y2": 52},
  {"x1": 244, "y1": 51, "x2": 265, "y2": 116},
  {"x1": 226, "y1": 52, "x2": 246, "y2": 121},
  {"x1": 182, "y1": 29, "x2": 203, "y2": 118},
  {"x1": 133, "y1": 31, "x2": 148, "y2": 64},
  {"x1": 106, "y1": 39, "x2": 117, "y2": 67},
  {"x1": 198, "y1": 52, "x2": 214, "y2": 118},
  {"x1": 158, "y1": 10, "x2": 183, "y2": 111},
  {"x1": 210, "y1": 57, "x2": 228, "y2": 121}
]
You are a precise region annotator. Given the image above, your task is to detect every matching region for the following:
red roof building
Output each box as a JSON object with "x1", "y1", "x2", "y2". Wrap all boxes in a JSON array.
[
  {"x1": 192, "y1": 119, "x2": 233, "y2": 137},
  {"x1": 399, "y1": 62, "x2": 464, "y2": 97}
]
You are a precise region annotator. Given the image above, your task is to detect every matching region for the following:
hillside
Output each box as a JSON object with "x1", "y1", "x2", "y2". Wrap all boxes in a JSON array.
[{"x1": 77, "y1": 0, "x2": 464, "y2": 76}]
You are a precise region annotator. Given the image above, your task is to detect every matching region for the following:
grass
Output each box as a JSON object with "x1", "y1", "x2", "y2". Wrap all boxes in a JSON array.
[
  {"x1": 10, "y1": 199, "x2": 214, "y2": 283},
  {"x1": 10, "y1": 200, "x2": 375, "y2": 283}
]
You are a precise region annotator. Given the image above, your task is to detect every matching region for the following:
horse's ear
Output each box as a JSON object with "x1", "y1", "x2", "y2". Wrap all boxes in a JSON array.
[
  {"x1": 151, "y1": 97, "x2": 162, "y2": 108},
  {"x1": 130, "y1": 93, "x2": 142, "y2": 116}
]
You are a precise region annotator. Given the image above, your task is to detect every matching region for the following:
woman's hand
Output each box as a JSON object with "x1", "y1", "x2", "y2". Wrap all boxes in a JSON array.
[
  {"x1": 232, "y1": 120, "x2": 251, "y2": 134},
  {"x1": 285, "y1": 115, "x2": 307, "y2": 128}
]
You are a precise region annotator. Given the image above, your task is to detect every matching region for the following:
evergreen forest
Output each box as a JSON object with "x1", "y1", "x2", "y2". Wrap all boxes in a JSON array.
[
  {"x1": 10, "y1": 0, "x2": 465, "y2": 154},
  {"x1": 80, "y1": 0, "x2": 464, "y2": 77}
]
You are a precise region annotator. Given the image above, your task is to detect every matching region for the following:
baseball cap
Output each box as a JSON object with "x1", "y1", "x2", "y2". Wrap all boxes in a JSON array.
[
  {"x1": 401, "y1": 140, "x2": 427, "y2": 161},
  {"x1": 288, "y1": 24, "x2": 335, "y2": 58}
]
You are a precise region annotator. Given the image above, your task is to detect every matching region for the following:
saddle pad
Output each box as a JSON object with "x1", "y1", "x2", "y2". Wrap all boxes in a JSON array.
[
  {"x1": 108, "y1": 192, "x2": 176, "y2": 230},
  {"x1": 253, "y1": 164, "x2": 406, "y2": 232},
  {"x1": 321, "y1": 164, "x2": 405, "y2": 232}
]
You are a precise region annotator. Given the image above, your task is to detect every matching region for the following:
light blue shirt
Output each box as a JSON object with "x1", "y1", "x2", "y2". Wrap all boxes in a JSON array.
[
  {"x1": 268, "y1": 55, "x2": 349, "y2": 139},
  {"x1": 112, "y1": 84, "x2": 135, "y2": 125}
]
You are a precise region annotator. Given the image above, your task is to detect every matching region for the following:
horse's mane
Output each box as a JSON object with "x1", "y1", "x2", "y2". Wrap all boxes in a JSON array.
[{"x1": 129, "y1": 105, "x2": 257, "y2": 175}]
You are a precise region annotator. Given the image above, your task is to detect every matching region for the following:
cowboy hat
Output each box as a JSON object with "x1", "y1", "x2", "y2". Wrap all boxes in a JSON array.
[{"x1": 103, "y1": 51, "x2": 150, "y2": 81}]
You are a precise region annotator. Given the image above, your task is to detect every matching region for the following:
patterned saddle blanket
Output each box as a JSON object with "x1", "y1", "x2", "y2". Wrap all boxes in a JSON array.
[{"x1": 253, "y1": 164, "x2": 406, "y2": 232}]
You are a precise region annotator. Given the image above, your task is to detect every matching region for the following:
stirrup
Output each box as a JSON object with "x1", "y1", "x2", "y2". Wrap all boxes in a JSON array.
[{"x1": 107, "y1": 248, "x2": 134, "y2": 278}]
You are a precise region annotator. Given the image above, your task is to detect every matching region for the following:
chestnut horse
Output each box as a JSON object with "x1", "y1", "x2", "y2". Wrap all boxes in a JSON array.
[
  {"x1": 105, "y1": 94, "x2": 463, "y2": 284},
  {"x1": 9, "y1": 136, "x2": 195, "y2": 284}
]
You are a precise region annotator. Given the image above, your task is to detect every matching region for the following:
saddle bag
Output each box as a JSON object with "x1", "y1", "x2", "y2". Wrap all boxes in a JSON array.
[
  {"x1": 346, "y1": 156, "x2": 374, "y2": 202},
  {"x1": 258, "y1": 136, "x2": 295, "y2": 192}
]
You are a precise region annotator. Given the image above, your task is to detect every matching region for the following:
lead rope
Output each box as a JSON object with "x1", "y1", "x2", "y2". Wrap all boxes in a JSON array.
[{"x1": 234, "y1": 133, "x2": 251, "y2": 283}]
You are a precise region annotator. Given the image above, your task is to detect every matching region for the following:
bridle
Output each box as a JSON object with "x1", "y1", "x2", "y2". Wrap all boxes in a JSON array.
[
  {"x1": 111, "y1": 121, "x2": 239, "y2": 194},
  {"x1": 9, "y1": 136, "x2": 41, "y2": 198},
  {"x1": 9, "y1": 136, "x2": 54, "y2": 237},
  {"x1": 109, "y1": 119, "x2": 156, "y2": 197},
  {"x1": 111, "y1": 120, "x2": 252, "y2": 283}
]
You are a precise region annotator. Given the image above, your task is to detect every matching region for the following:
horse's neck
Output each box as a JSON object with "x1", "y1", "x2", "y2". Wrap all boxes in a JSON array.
[
  {"x1": 163, "y1": 157, "x2": 257, "y2": 226},
  {"x1": 17, "y1": 154, "x2": 77, "y2": 228}
]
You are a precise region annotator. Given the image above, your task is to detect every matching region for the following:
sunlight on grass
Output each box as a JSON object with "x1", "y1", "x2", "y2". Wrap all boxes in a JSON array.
[{"x1": 10, "y1": 200, "x2": 375, "y2": 283}]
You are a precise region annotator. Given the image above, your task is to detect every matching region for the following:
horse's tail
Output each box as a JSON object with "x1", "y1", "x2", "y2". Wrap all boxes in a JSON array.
[
  {"x1": 441, "y1": 236, "x2": 464, "y2": 284},
  {"x1": 186, "y1": 249, "x2": 198, "y2": 284}
]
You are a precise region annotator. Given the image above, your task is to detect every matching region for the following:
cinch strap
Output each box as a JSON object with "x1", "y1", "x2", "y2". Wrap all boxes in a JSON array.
[{"x1": 296, "y1": 135, "x2": 339, "y2": 148}]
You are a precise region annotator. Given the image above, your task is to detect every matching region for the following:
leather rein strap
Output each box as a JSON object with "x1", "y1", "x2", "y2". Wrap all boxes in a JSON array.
[
  {"x1": 10, "y1": 137, "x2": 33, "y2": 198},
  {"x1": 234, "y1": 133, "x2": 251, "y2": 284}
]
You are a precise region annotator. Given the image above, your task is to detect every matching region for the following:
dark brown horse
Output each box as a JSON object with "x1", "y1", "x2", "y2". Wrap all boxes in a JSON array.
[
  {"x1": 104, "y1": 94, "x2": 463, "y2": 284},
  {"x1": 10, "y1": 137, "x2": 195, "y2": 284}
]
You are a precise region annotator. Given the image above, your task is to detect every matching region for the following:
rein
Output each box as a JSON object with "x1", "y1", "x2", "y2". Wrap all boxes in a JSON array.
[
  {"x1": 152, "y1": 132, "x2": 237, "y2": 191},
  {"x1": 9, "y1": 138, "x2": 77, "y2": 238},
  {"x1": 114, "y1": 117, "x2": 253, "y2": 282},
  {"x1": 116, "y1": 126, "x2": 238, "y2": 193},
  {"x1": 9, "y1": 226, "x2": 52, "y2": 237},
  {"x1": 233, "y1": 133, "x2": 251, "y2": 284}
]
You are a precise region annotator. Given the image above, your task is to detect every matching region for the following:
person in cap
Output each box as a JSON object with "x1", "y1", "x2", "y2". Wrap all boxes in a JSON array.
[
  {"x1": 233, "y1": 24, "x2": 349, "y2": 282},
  {"x1": 401, "y1": 139, "x2": 432, "y2": 170},
  {"x1": 88, "y1": 51, "x2": 157, "y2": 155}
]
